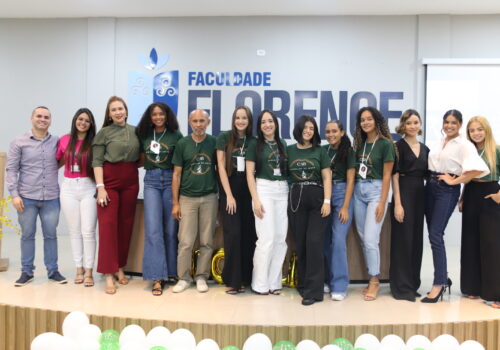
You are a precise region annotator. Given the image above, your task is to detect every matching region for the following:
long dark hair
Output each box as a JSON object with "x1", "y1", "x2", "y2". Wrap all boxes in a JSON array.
[
  {"x1": 326, "y1": 120, "x2": 352, "y2": 168},
  {"x1": 102, "y1": 96, "x2": 128, "y2": 128},
  {"x1": 225, "y1": 106, "x2": 253, "y2": 176},
  {"x1": 135, "y1": 102, "x2": 179, "y2": 140},
  {"x1": 353, "y1": 106, "x2": 393, "y2": 151},
  {"x1": 65, "y1": 108, "x2": 96, "y2": 180},
  {"x1": 293, "y1": 115, "x2": 321, "y2": 147},
  {"x1": 256, "y1": 110, "x2": 287, "y2": 176}
]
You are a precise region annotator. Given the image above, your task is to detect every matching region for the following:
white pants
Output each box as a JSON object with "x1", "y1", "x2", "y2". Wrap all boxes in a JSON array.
[
  {"x1": 60, "y1": 177, "x2": 97, "y2": 269},
  {"x1": 252, "y1": 178, "x2": 289, "y2": 293}
]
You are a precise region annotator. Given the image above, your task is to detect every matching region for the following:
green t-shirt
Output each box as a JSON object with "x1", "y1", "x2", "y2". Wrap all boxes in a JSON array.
[
  {"x1": 478, "y1": 145, "x2": 500, "y2": 181},
  {"x1": 287, "y1": 144, "x2": 330, "y2": 183},
  {"x1": 246, "y1": 138, "x2": 288, "y2": 181},
  {"x1": 215, "y1": 131, "x2": 255, "y2": 172},
  {"x1": 355, "y1": 138, "x2": 395, "y2": 180},
  {"x1": 140, "y1": 130, "x2": 183, "y2": 170},
  {"x1": 172, "y1": 134, "x2": 217, "y2": 197},
  {"x1": 323, "y1": 145, "x2": 356, "y2": 181}
]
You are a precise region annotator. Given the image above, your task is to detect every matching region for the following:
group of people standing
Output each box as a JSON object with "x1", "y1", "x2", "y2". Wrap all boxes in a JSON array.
[{"x1": 5, "y1": 97, "x2": 499, "y2": 308}]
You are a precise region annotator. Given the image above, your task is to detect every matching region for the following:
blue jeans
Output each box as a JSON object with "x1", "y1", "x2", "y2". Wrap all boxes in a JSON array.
[
  {"x1": 142, "y1": 168, "x2": 178, "y2": 280},
  {"x1": 353, "y1": 180, "x2": 387, "y2": 277},
  {"x1": 324, "y1": 182, "x2": 354, "y2": 294},
  {"x1": 425, "y1": 177, "x2": 460, "y2": 286},
  {"x1": 18, "y1": 197, "x2": 60, "y2": 275}
]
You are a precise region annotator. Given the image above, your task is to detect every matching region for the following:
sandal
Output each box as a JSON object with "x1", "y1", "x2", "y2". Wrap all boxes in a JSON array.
[
  {"x1": 152, "y1": 280, "x2": 163, "y2": 296},
  {"x1": 74, "y1": 268, "x2": 84, "y2": 284},
  {"x1": 114, "y1": 274, "x2": 129, "y2": 285},
  {"x1": 491, "y1": 302, "x2": 500, "y2": 309},
  {"x1": 364, "y1": 281, "x2": 380, "y2": 301},
  {"x1": 225, "y1": 288, "x2": 241, "y2": 295},
  {"x1": 105, "y1": 274, "x2": 117, "y2": 295},
  {"x1": 269, "y1": 289, "x2": 282, "y2": 295},
  {"x1": 84, "y1": 275, "x2": 94, "y2": 287}
]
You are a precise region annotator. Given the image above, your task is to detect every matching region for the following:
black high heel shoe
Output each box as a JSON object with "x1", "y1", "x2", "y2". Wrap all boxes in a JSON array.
[{"x1": 421, "y1": 278, "x2": 452, "y2": 303}]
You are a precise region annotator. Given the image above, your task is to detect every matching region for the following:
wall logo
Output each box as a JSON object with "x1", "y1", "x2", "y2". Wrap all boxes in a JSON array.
[{"x1": 128, "y1": 48, "x2": 179, "y2": 125}]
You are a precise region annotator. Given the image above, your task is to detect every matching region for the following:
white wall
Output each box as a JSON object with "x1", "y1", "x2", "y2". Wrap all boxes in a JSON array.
[{"x1": 1, "y1": 15, "x2": 500, "y2": 242}]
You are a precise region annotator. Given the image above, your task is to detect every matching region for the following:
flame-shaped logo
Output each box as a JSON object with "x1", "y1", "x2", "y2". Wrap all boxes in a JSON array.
[{"x1": 138, "y1": 48, "x2": 170, "y2": 71}]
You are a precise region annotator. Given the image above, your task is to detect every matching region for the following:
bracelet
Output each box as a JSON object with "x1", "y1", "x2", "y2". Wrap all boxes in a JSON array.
[
  {"x1": 96, "y1": 184, "x2": 105, "y2": 188},
  {"x1": 323, "y1": 199, "x2": 331, "y2": 204}
]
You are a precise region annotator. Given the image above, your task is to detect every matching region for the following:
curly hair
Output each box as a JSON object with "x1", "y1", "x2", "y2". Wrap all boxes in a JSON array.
[
  {"x1": 135, "y1": 102, "x2": 179, "y2": 140},
  {"x1": 353, "y1": 106, "x2": 393, "y2": 151}
]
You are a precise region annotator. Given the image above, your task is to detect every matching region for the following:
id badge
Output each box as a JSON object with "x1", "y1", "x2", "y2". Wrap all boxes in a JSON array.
[
  {"x1": 237, "y1": 156, "x2": 245, "y2": 171},
  {"x1": 150, "y1": 140, "x2": 160, "y2": 155},
  {"x1": 358, "y1": 163, "x2": 367, "y2": 179},
  {"x1": 71, "y1": 164, "x2": 80, "y2": 172},
  {"x1": 273, "y1": 168, "x2": 281, "y2": 176}
]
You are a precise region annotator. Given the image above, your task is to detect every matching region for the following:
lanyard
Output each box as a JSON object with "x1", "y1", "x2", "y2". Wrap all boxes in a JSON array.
[
  {"x1": 328, "y1": 145, "x2": 337, "y2": 164},
  {"x1": 361, "y1": 137, "x2": 378, "y2": 163},
  {"x1": 479, "y1": 149, "x2": 485, "y2": 158},
  {"x1": 154, "y1": 129, "x2": 166, "y2": 143},
  {"x1": 266, "y1": 140, "x2": 280, "y2": 166},
  {"x1": 239, "y1": 137, "x2": 246, "y2": 156}
]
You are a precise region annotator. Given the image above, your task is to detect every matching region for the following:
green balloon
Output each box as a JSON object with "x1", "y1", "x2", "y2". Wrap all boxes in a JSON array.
[
  {"x1": 222, "y1": 347, "x2": 240, "y2": 350},
  {"x1": 273, "y1": 340, "x2": 296, "y2": 350},
  {"x1": 332, "y1": 337, "x2": 354, "y2": 350},
  {"x1": 99, "y1": 329, "x2": 120, "y2": 344},
  {"x1": 99, "y1": 342, "x2": 120, "y2": 350},
  {"x1": 150, "y1": 347, "x2": 167, "y2": 350}
]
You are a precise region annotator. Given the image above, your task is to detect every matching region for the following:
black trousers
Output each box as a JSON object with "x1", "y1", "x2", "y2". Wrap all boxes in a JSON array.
[
  {"x1": 220, "y1": 173, "x2": 256, "y2": 289},
  {"x1": 288, "y1": 184, "x2": 329, "y2": 300},
  {"x1": 389, "y1": 175, "x2": 425, "y2": 301},
  {"x1": 461, "y1": 181, "x2": 500, "y2": 300}
]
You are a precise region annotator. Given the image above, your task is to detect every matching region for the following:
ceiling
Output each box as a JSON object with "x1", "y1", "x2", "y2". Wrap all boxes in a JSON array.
[{"x1": 2, "y1": 0, "x2": 500, "y2": 18}]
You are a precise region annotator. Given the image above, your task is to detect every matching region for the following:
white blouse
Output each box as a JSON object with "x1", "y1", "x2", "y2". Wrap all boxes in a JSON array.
[{"x1": 428, "y1": 135, "x2": 490, "y2": 178}]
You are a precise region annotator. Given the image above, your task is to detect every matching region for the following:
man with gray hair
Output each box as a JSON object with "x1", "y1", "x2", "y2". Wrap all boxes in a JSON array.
[
  {"x1": 6, "y1": 106, "x2": 67, "y2": 286},
  {"x1": 171, "y1": 109, "x2": 218, "y2": 293}
]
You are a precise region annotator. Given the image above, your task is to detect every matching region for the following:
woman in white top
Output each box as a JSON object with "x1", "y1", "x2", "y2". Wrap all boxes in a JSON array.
[{"x1": 422, "y1": 109, "x2": 489, "y2": 303}]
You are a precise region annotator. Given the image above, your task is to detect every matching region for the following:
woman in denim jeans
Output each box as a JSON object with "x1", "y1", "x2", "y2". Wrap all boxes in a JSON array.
[
  {"x1": 323, "y1": 121, "x2": 355, "y2": 301},
  {"x1": 353, "y1": 107, "x2": 395, "y2": 301},
  {"x1": 136, "y1": 102, "x2": 183, "y2": 296},
  {"x1": 423, "y1": 110, "x2": 489, "y2": 303}
]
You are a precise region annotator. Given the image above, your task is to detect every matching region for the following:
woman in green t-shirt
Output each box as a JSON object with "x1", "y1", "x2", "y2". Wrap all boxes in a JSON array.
[
  {"x1": 461, "y1": 116, "x2": 500, "y2": 308},
  {"x1": 287, "y1": 115, "x2": 331, "y2": 306},
  {"x1": 246, "y1": 110, "x2": 288, "y2": 295},
  {"x1": 352, "y1": 106, "x2": 395, "y2": 301},
  {"x1": 216, "y1": 106, "x2": 256, "y2": 295},
  {"x1": 136, "y1": 102, "x2": 182, "y2": 296},
  {"x1": 323, "y1": 120, "x2": 356, "y2": 301}
]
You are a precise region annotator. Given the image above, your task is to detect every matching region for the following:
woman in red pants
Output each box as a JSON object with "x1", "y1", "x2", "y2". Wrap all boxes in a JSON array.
[{"x1": 92, "y1": 96, "x2": 140, "y2": 294}]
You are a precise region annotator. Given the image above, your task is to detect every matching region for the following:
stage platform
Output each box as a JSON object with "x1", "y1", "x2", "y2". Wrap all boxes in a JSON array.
[{"x1": 1, "y1": 235, "x2": 499, "y2": 349}]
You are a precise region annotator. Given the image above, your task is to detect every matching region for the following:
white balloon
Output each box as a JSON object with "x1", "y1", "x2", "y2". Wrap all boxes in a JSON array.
[
  {"x1": 59, "y1": 336, "x2": 79, "y2": 349},
  {"x1": 78, "y1": 339, "x2": 100, "y2": 350},
  {"x1": 196, "y1": 338, "x2": 221, "y2": 350},
  {"x1": 167, "y1": 328, "x2": 197, "y2": 350},
  {"x1": 321, "y1": 345, "x2": 341, "y2": 350},
  {"x1": 120, "y1": 341, "x2": 146, "y2": 350},
  {"x1": 459, "y1": 340, "x2": 485, "y2": 350},
  {"x1": 120, "y1": 324, "x2": 147, "y2": 346},
  {"x1": 354, "y1": 333, "x2": 381, "y2": 350},
  {"x1": 242, "y1": 333, "x2": 272, "y2": 350},
  {"x1": 296, "y1": 339, "x2": 321, "y2": 350},
  {"x1": 431, "y1": 334, "x2": 460, "y2": 350},
  {"x1": 78, "y1": 324, "x2": 102, "y2": 342},
  {"x1": 380, "y1": 334, "x2": 405, "y2": 350},
  {"x1": 406, "y1": 335, "x2": 431, "y2": 350},
  {"x1": 62, "y1": 311, "x2": 90, "y2": 340},
  {"x1": 31, "y1": 332, "x2": 64, "y2": 350},
  {"x1": 146, "y1": 326, "x2": 171, "y2": 348}
]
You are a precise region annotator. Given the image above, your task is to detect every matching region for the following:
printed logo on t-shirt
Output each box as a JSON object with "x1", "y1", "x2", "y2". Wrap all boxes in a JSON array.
[
  {"x1": 290, "y1": 159, "x2": 316, "y2": 180},
  {"x1": 145, "y1": 142, "x2": 170, "y2": 163},
  {"x1": 189, "y1": 153, "x2": 212, "y2": 175},
  {"x1": 266, "y1": 149, "x2": 281, "y2": 170}
]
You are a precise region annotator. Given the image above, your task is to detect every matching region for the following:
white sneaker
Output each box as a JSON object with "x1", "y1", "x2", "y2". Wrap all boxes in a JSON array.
[
  {"x1": 172, "y1": 280, "x2": 190, "y2": 293},
  {"x1": 196, "y1": 279, "x2": 209, "y2": 293},
  {"x1": 323, "y1": 284, "x2": 331, "y2": 294},
  {"x1": 331, "y1": 293, "x2": 346, "y2": 301}
]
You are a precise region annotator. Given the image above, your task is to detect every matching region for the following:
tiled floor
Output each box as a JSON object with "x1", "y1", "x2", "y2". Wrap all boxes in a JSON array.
[{"x1": 0, "y1": 233, "x2": 498, "y2": 326}]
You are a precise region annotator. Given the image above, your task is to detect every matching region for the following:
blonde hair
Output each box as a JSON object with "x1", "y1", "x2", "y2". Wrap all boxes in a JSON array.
[{"x1": 467, "y1": 116, "x2": 497, "y2": 178}]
